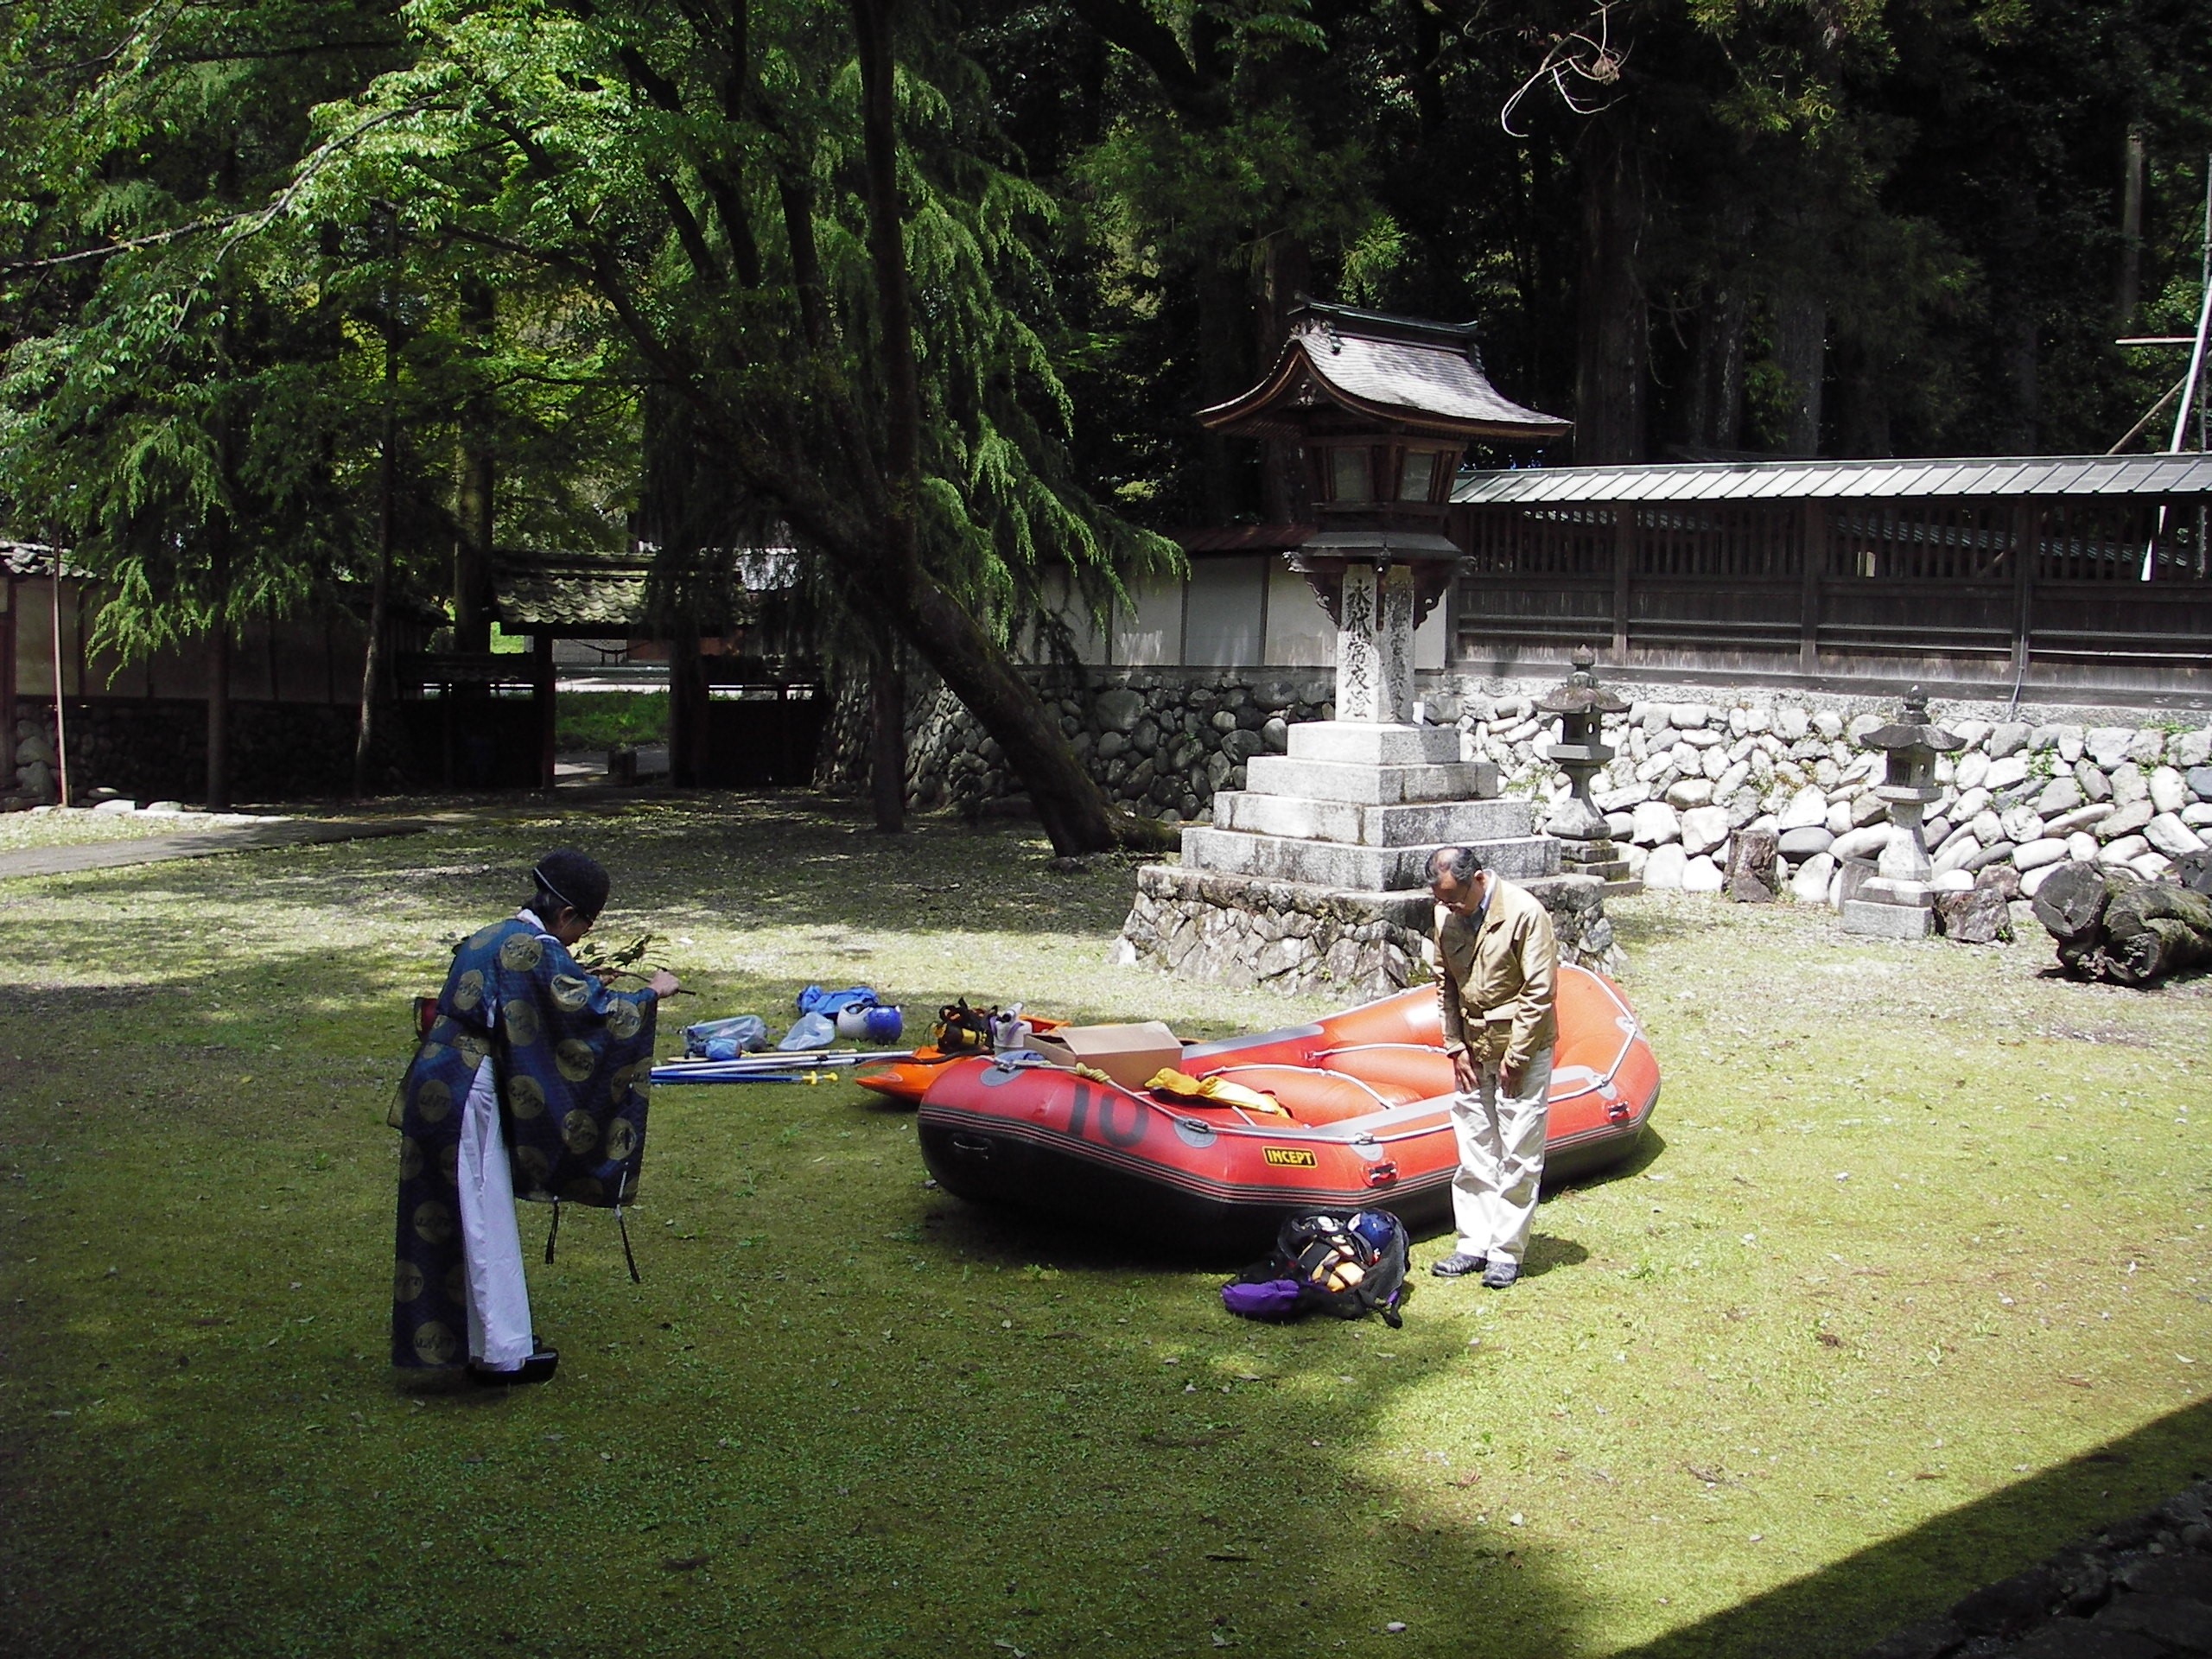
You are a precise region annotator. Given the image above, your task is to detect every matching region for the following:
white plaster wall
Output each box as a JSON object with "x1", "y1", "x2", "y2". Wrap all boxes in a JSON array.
[
  {"x1": 1111, "y1": 573, "x2": 1185, "y2": 665},
  {"x1": 1263, "y1": 565, "x2": 1335, "y2": 666},
  {"x1": 1183, "y1": 556, "x2": 1266, "y2": 666}
]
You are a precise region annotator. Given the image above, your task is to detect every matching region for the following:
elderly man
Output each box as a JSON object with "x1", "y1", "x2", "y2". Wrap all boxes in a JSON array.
[{"x1": 1426, "y1": 844, "x2": 1558, "y2": 1289}]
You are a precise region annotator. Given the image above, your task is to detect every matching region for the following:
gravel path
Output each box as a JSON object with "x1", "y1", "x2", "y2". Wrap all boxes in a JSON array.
[{"x1": 0, "y1": 814, "x2": 429, "y2": 879}]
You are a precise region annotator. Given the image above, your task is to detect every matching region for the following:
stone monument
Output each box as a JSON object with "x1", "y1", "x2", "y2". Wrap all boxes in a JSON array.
[
  {"x1": 1116, "y1": 302, "x2": 1614, "y2": 995},
  {"x1": 1840, "y1": 689, "x2": 1964, "y2": 940}
]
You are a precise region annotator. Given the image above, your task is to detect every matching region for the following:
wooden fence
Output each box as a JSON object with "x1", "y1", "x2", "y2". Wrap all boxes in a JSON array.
[{"x1": 1448, "y1": 495, "x2": 2212, "y2": 696}]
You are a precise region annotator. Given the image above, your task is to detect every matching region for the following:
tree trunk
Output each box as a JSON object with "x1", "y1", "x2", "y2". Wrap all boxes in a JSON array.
[
  {"x1": 2032, "y1": 864, "x2": 2212, "y2": 984},
  {"x1": 2100, "y1": 883, "x2": 2212, "y2": 983},
  {"x1": 1255, "y1": 232, "x2": 1309, "y2": 524},
  {"x1": 1573, "y1": 121, "x2": 1647, "y2": 465},
  {"x1": 1998, "y1": 182, "x2": 2040, "y2": 454},
  {"x1": 669, "y1": 623, "x2": 703, "y2": 786},
  {"x1": 454, "y1": 279, "x2": 496, "y2": 655},
  {"x1": 1829, "y1": 334, "x2": 1893, "y2": 460},
  {"x1": 2117, "y1": 126, "x2": 2145, "y2": 327},
  {"x1": 1195, "y1": 262, "x2": 1249, "y2": 522},
  {"x1": 1774, "y1": 291, "x2": 1827, "y2": 458},
  {"x1": 354, "y1": 214, "x2": 400, "y2": 798},
  {"x1": 847, "y1": 0, "x2": 1129, "y2": 856},
  {"x1": 1686, "y1": 275, "x2": 1748, "y2": 454},
  {"x1": 868, "y1": 630, "x2": 906, "y2": 832},
  {"x1": 2030, "y1": 861, "x2": 2127, "y2": 942},
  {"x1": 206, "y1": 528, "x2": 232, "y2": 811}
]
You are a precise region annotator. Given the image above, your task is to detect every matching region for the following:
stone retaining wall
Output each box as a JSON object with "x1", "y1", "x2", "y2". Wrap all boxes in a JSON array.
[
  {"x1": 1516, "y1": 696, "x2": 2212, "y2": 908},
  {"x1": 817, "y1": 666, "x2": 1336, "y2": 820},
  {"x1": 1116, "y1": 865, "x2": 1621, "y2": 1000},
  {"x1": 818, "y1": 667, "x2": 2212, "y2": 910}
]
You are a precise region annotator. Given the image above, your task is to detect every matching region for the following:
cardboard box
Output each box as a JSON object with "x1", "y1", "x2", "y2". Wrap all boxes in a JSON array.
[{"x1": 1030, "y1": 1021, "x2": 1183, "y2": 1090}]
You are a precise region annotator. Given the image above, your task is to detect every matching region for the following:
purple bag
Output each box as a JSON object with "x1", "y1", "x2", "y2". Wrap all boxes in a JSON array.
[{"x1": 1221, "y1": 1277, "x2": 1305, "y2": 1320}]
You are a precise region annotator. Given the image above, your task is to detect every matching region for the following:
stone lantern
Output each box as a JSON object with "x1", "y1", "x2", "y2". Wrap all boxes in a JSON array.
[
  {"x1": 1196, "y1": 301, "x2": 1570, "y2": 732},
  {"x1": 1535, "y1": 646, "x2": 1632, "y2": 886},
  {"x1": 1116, "y1": 301, "x2": 1592, "y2": 999},
  {"x1": 1840, "y1": 688, "x2": 1964, "y2": 939}
]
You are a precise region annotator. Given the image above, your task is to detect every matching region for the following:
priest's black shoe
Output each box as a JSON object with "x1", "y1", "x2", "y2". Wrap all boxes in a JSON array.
[{"x1": 467, "y1": 1349, "x2": 559, "y2": 1387}]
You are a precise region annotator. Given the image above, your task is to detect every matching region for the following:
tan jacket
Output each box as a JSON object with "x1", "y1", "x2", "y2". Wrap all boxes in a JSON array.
[{"x1": 1434, "y1": 876, "x2": 1558, "y2": 1072}]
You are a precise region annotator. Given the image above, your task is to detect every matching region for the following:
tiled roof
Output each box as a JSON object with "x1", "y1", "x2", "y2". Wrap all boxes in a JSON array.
[
  {"x1": 1452, "y1": 452, "x2": 2212, "y2": 505},
  {"x1": 0, "y1": 542, "x2": 92, "y2": 580},
  {"x1": 1173, "y1": 524, "x2": 1318, "y2": 555},
  {"x1": 493, "y1": 550, "x2": 784, "y2": 632},
  {"x1": 1200, "y1": 302, "x2": 1570, "y2": 442}
]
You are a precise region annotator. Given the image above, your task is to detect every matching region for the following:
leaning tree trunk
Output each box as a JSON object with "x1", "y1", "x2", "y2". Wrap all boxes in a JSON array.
[
  {"x1": 2031, "y1": 861, "x2": 2212, "y2": 984},
  {"x1": 846, "y1": 0, "x2": 1141, "y2": 857}
]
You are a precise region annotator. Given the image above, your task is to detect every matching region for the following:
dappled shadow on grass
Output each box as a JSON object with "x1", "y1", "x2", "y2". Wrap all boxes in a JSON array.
[{"x1": 1618, "y1": 1395, "x2": 2212, "y2": 1659}]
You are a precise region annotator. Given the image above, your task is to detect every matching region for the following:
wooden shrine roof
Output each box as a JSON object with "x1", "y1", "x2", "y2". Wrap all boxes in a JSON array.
[{"x1": 1198, "y1": 301, "x2": 1570, "y2": 443}]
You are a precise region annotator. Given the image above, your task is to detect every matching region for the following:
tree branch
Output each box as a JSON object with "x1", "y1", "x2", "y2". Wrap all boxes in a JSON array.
[{"x1": 1062, "y1": 0, "x2": 1224, "y2": 120}]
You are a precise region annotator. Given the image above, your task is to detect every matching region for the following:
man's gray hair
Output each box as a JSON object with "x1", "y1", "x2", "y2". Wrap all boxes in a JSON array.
[{"x1": 1427, "y1": 845, "x2": 1486, "y2": 884}]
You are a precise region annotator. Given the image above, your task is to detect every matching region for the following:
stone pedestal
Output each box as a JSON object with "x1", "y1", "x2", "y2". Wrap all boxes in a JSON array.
[
  {"x1": 1840, "y1": 891, "x2": 1936, "y2": 939},
  {"x1": 1120, "y1": 717, "x2": 1616, "y2": 994}
]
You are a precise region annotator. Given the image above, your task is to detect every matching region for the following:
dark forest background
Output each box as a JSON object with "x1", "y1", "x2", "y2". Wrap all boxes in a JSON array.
[{"x1": 3, "y1": 0, "x2": 2209, "y2": 841}]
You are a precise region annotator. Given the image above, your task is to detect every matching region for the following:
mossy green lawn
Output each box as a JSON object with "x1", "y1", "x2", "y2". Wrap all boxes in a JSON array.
[{"x1": 1, "y1": 797, "x2": 2206, "y2": 1657}]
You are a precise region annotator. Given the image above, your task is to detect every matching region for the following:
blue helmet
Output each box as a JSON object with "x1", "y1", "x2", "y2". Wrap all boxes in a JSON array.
[{"x1": 1349, "y1": 1211, "x2": 1399, "y2": 1255}]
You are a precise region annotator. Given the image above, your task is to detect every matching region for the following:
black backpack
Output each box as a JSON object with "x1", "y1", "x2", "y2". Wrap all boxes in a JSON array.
[{"x1": 1222, "y1": 1210, "x2": 1408, "y2": 1328}]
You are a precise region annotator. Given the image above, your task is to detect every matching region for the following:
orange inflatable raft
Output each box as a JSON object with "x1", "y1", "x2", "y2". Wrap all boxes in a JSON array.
[{"x1": 867, "y1": 965, "x2": 1658, "y2": 1253}]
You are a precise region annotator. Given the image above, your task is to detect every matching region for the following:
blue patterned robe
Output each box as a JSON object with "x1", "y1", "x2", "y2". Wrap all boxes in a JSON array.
[{"x1": 391, "y1": 917, "x2": 658, "y2": 1369}]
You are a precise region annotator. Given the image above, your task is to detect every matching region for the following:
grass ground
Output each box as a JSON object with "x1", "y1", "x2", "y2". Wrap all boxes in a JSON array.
[
  {"x1": 555, "y1": 690, "x2": 668, "y2": 753},
  {"x1": 0, "y1": 793, "x2": 2205, "y2": 1658}
]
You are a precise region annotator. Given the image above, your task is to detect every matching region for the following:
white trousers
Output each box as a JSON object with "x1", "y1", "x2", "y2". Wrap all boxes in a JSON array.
[
  {"x1": 456, "y1": 1058, "x2": 535, "y2": 1370},
  {"x1": 1448, "y1": 1046, "x2": 1553, "y2": 1267}
]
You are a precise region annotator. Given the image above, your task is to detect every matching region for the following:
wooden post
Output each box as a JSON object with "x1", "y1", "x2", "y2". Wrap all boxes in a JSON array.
[
  {"x1": 2012, "y1": 499, "x2": 2038, "y2": 679},
  {"x1": 50, "y1": 571, "x2": 71, "y2": 806},
  {"x1": 1799, "y1": 499, "x2": 1825, "y2": 677},
  {"x1": 2, "y1": 574, "x2": 16, "y2": 755},
  {"x1": 535, "y1": 632, "x2": 556, "y2": 792},
  {"x1": 1611, "y1": 505, "x2": 1631, "y2": 660}
]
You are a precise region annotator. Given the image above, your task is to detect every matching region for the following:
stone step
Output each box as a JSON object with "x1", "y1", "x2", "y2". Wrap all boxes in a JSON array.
[
  {"x1": 1180, "y1": 825, "x2": 1561, "y2": 891},
  {"x1": 1212, "y1": 791, "x2": 1536, "y2": 848},
  {"x1": 1284, "y1": 721, "x2": 1463, "y2": 766},
  {"x1": 1243, "y1": 754, "x2": 1499, "y2": 805}
]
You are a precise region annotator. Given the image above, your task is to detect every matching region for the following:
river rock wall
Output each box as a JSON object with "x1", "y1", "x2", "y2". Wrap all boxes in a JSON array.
[{"x1": 1504, "y1": 697, "x2": 2212, "y2": 906}]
